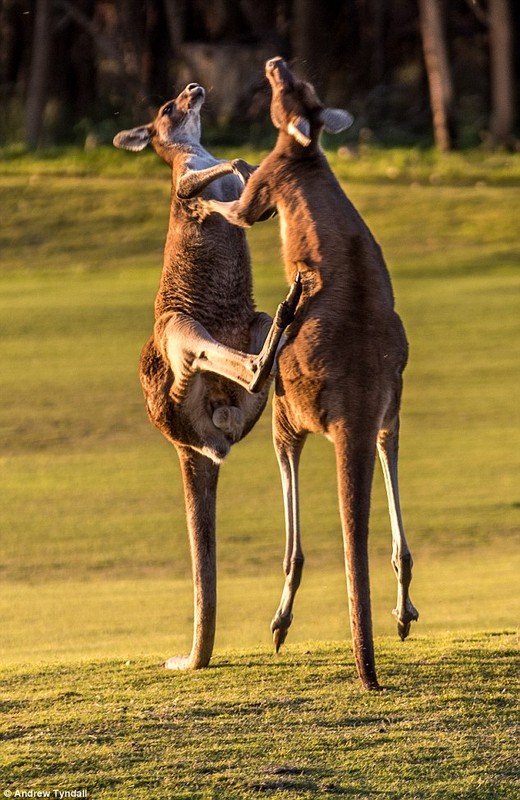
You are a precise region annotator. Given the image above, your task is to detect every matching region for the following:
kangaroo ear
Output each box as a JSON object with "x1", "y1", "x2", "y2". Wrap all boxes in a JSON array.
[
  {"x1": 287, "y1": 115, "x2": 311, "y2": 147},
  {"x1": 319, "y1": 108, "x2": 354, "y2": 134},
  {"x1": 113, "y1": 125, "x2": 152, "y2": 152}
]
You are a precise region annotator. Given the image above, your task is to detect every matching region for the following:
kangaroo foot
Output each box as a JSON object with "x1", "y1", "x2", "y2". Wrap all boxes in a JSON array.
[
  {"x1": 249, "y1": 274, "x2": 302, "y2": 393},
  {"x1": 162, "y1": 655, "x2": 192, "y2": 670},
  {"x1": 276, "y1": 272, "x2": 303, "y2": 329},
  {"x1": 271, "y1": 612, "x2": 293, "y2": 653},
  {"x1": 392, "y1": 601, "x2": 419, "y2": 641},
  {"x1": 162, "y1": 654, "x2": 211, "y2": 670}
]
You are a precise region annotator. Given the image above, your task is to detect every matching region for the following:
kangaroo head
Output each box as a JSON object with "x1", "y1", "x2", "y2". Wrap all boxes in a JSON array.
[
  {"x1": 113, "y1": 83, "x2": 206, "y2": 158},
  {"x1": 265, "y1": 57, "x2": 353, "y2": 147}
]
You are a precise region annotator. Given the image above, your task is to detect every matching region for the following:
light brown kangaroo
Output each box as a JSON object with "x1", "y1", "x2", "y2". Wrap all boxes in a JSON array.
[
  {"x1": 193, "y1": 59, "x2": 418, "y2": 689},
  {"x1": 113, "y1": 83, "x2": 299, "y2": 670}
]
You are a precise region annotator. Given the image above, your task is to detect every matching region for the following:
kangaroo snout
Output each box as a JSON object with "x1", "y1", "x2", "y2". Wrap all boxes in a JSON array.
[
  {"x1": 186, "y1": 83, "x2": 204, "y2": 98},
  {"x1": 182, "y1": 83, "x2": 205, "y2": 107},
  {"x1": 265, "y1": 57, "x2": 288, "y2": 81}
]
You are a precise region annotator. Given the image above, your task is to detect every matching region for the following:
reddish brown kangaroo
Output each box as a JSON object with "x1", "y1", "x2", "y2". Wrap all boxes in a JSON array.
[
  {"x1": 113, "y1": 83, "x2": 299, "y2": 670},
  {"x1": 194, "y1": 59, "x2": 418, "y2": 689}
]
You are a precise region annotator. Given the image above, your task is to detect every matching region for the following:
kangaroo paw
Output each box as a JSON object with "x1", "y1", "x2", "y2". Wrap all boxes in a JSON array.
[
  {"x1": 276, "y1": 272, "x2": 303, "y2": 329},
  {"x1": 249, "y1": 359, "x2": 274, "y2": 394},
  {"x1": 271, "y1": 612, "x2": 293, "y2": 653},
  {"x1": 249, "y1": 275, "x2": 303, "y2": 394},
  {"x1": 392, "y1": 602, "x2": 419, "y2": 641}
]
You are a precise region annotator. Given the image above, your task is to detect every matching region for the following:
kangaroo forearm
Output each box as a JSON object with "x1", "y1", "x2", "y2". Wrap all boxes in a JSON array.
[
  {"x1": 177, "y1": 158, "x2": 259, "y2": 199},
  {"x1": 204, "y1": 199, "x2": 254, "y2": 228},
  {"x1": 176, "y1": 163, "x2": 235, "y2": 199}
]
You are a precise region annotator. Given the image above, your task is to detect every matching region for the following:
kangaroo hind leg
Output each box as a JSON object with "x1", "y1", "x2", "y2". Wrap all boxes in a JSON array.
[
  {"x1": 155, "y1": 276, "x2": 301, "y2": 400},
  {"x1": 163, "y1": 446, "x2": 219, "y2": 670},
  {"x1": 377, "y1": 419, "x2": 419, "y2": 640},
  {"x1": 155, "y1": 312, "x2": 262, "y2": 400},
  {"x1": 333, "y1": 425, "x2": 380, "y2": 690},
  {"x1": 271, "y1": 426, "x2": 307, "y2": 652}
]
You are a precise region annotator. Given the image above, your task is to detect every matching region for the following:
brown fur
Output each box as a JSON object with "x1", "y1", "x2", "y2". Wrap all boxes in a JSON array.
[
  {"x1": 195, "y1": 59, "x2": 418, "y2": 689},
  {"x1": 113, "y1": 84, "x2": 296, "y2": 670}
]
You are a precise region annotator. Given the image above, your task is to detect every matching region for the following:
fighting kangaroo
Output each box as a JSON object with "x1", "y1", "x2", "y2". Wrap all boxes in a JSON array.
[
  {"x1": 113, "y1": 83, "x2": 299, "y2": 670},
  {"x1": 193, "y1": 59, "x2": 418, "y2": 689}
]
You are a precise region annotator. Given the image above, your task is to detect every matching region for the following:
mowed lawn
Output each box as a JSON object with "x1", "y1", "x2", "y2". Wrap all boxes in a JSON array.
[{"x1": 0, "y1": 154, "x2": 519, "y2": 798}]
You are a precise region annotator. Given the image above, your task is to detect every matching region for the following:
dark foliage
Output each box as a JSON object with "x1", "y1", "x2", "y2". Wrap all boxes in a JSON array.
[{"x1": 0, "y1": 0, "x2": 517, "y2": 148}]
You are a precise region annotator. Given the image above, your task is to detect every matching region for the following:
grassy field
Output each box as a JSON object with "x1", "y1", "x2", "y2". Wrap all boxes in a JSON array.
[
  {"x1": 1, "y1": 148, "x2": 519, "y2": 798},
  {"x1": 1, "y1": 635, "x2": 518, "y2": 799}
]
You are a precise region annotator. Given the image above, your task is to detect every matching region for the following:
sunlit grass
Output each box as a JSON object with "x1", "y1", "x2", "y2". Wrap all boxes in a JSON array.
[
  {"x1": 2, "y1": 547, "x2": 518, "y2": 665},
  {"x1": 1, "y1": 635, "x2": 518, "y2": 799},
  {"x1": 2, "y1": 142, "x2": 520, "y2": 185},
  {"x1": 1, "y1": 175, "x2": 518, "y2": 587},
  {"x1": 0, "y1": 159, "x2": 519, "y2": 798}
]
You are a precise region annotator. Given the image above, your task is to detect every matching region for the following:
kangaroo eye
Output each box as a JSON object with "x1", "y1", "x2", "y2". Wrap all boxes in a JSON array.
[{"x1": 162, "y1": 104, "x2": 173, "y2": 117}]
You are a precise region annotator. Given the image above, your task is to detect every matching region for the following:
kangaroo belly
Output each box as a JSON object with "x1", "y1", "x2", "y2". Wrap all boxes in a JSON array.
[{"x1": 276, "y1": 315, "x2": 401, "y2": 436}]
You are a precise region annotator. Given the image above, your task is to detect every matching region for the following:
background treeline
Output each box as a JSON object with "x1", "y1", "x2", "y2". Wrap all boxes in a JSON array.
[{"x1": 0, "y1": 0, "x2": 518, "y2": 150}]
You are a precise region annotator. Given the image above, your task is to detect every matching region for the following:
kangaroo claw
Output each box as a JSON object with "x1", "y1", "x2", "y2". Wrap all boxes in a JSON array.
[
  {"x1": 271, "y1": 612, "x2": 293, "y2": 652},
  {"x1": 278, "y1": 272, "x2": 303, "y2": 327},
  {"x1": 393, "y1": 604, "x2": 419, "y2": 641},
  {"x1": 249, "y1": 275, "x2": 303, "y2": 393}
]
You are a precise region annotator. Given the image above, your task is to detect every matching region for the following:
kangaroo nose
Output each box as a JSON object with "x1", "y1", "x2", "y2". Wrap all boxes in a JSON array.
[{"x1": 185, "y1": 83, "x2": 204, "y2": 101}]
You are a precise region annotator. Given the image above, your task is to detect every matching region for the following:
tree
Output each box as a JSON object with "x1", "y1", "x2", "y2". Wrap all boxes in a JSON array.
[
  {"x1": 291, "y1": 0, "x2": 340, "y2": 95},
  {"x1": 26, "y1": 0, "x2": 52, "y2": 148},
  {"x1": 356, "y1": 0, "x2": 386, "y2": 87},
  {"x1": 488, "y1": 0, "x2": 515, "y2": 147},
  {"x1": 465, "y1": 0, "x2": 516, "y2": 148},
  {"x1": 418, "y1": 0, "x2": 456, "y2": 151},
  {"x1": 0, "y1": 0, "x2": 517, "y2": 148},
  {"x1": 162, "y1": 0, "x2": 186, "y2": 52},
  {"x1": 463, "y1": 0, "x2": 515, "y2": 147}
]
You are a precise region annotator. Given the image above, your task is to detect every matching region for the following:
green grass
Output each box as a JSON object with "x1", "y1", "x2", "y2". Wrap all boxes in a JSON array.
[
  {"x1": 1, "y1": 636, "x2": 518, "y2": 799},
  {"x1": 2, "y1": 142, "x2": 520, "y2": 185},
  {"x1": 1, "y1": 152, "x2": 519, "y2": 797}
]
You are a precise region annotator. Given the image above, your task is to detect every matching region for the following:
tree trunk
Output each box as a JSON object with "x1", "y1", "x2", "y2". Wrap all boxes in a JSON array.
[
  {"x1": 163, "y1": 0, "x2": 186, "y2": 52},
  {"x1": 26, "y1": 0, "x2": 52, "y2": 149},
  {"x1": 418, "y1": 0, "x2": 455, "y2": 152},
  {"x1": 291, "y1": 0, "x2": 336, "y2": 96},
  {"x1": 356, "y1": 0, "x2": 386, "y2": 86},
  {"x1": 115, "y1": 0, "x2": 151, "y2": 110},
  {"x1": 488, "y1": 0, "x2": 514, "y2": 148}
]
